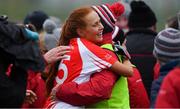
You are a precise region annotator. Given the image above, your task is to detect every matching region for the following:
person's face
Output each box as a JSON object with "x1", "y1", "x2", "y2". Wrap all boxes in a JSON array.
[
  {"x1": 115, "y1": 16, "x2": 128, "y2": 29},
  {"x1": 79, "y1": 11, "x2": 104, "y2": 44}
]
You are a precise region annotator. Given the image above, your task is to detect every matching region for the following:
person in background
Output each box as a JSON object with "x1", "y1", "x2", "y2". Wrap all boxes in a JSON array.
[
  {"x1": 24, "y1": 10, "x2": 49, "y2": 33},
  {"x1": 21, "y1": 46, "x2": 71, "y2": 108},
  {"x1": 155, "y1": 60, "x2": 180, "y2": 108},
  {"x1": 0, "y1": 15, "x2": 45, "y2": 108},
  {"x1": 24, "y1": 10, "x2": 49, "y2": 54},
  {"x1": 115, "y1": 0, "x2": 131, "y2": 34},
  {"x1": 42, "y1": 18, "x2": 62, "y2": 80},
  {"x1": 43, "y1": 19, "x2": 61, "y2": 52},
  {"x1": 155, "y1": 62, "x2": 180, "y2": 108},
  {"x1": 165, "y1": 15, "x2": 178, "y2": 29},
  {"x1": 153, "y1": 14, "x2": 179, "y2": 80},
  {"x1": 0, "y1": 14, "x2": 68, "y2": 108},
  {"x1": 150, "y1": 28, "x2": 180, "y2": 107},
  {"x1": 21, "y1": 16, "x2": 67, "y2": 108},
  {"x1": 126, "y1": 0, "x2": 157, "y2": 98},
  {"x1": 22, "y1": 11, "x2": 49, "y2": 107},
  {"x1": 49, "y1": 16, "x2": 62, "y2": 28},
  {"x1": 21, "y1": 25, "x2": 69, "y2": 108}
]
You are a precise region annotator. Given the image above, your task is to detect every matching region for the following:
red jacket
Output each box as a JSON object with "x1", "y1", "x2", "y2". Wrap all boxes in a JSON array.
[
  {"x1": 155, "y1": 67, "x2": 180, "y2": 108},
  {"x1": 55, "y1": 49, "x2": 118, "y2": 105},
  {"x1": 22, "y1": 71, "x2": 46, "y2": 108},
  {"x1": 128, "y1": 67, "x2": 150, "y2": 108}
]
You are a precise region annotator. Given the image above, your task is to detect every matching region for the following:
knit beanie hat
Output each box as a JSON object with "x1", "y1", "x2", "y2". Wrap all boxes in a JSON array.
[
  {"x1": 153, "y1": 28, "x2": 180, "y2": 64},
  {"x1": 92, "y1": 3, "x2": 131, "y2": 59},
  {"x1": 24, "y1": 10, "x2": 49, "y2": 32},
  {"x1": 128, "y1": 0, "x2": 157, "y2": 28},
  {"x1": 43, "y1": 19, "x2": 57, "y2": 34},
  {"x1": 43, "y1": 19, "x2": 61, "y2": 51},
  {"x1": 92, "y1": 2, "x2": 125, "y2": 33}
]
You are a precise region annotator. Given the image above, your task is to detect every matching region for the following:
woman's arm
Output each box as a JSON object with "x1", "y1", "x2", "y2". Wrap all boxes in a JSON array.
[
  {"x1": 110, "y1": 59, "x2": 133, "y2": 77},
  {"x1": 56, "y1": 70, "x2": 118, "y2": 105},
  {"x1": 54, "y1": 49, "x2": 119, "y2": 105}
]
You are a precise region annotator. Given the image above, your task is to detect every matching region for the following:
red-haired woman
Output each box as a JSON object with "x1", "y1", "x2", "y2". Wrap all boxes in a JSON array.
[{"x1": 45, "y1": 6, "x2": 133, "y2": 109}]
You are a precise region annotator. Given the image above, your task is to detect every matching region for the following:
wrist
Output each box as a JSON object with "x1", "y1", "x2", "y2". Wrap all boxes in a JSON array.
[{"x1": 43, "y1": 55, "x2": 49, "y2": 65}]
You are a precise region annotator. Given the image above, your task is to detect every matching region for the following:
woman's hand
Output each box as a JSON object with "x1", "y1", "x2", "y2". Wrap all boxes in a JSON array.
[{"x1": 44, "y1": 46, "x2": 71, "y2": 64}]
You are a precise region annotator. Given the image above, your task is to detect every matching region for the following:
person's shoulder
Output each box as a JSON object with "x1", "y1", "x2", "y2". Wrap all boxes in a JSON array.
[
  {"x1": 167, "y1": 67, "x2": 180, "y2": 79},
  {"x1": 162, "y1": 66, "x2": 180, "y2": 87},
  {"x1": 80, "y1": 38, "x2": 102, "y2": 49}
]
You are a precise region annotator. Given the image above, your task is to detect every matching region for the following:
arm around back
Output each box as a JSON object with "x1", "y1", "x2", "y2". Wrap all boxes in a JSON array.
[{"x1": 55, "y1": 49, "x2": 119, "y2": 105}]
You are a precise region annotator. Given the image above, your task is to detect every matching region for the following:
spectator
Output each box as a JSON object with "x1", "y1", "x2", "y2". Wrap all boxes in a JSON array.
[
  {"x1": 49, "y1": 16, "x2": 62, "y2": 28},
  {"x1": 115, "y1": 0, "x2": 131, "y2": 34},
  {"x1": 165, "y1": 15, "x2": 178, "y2": 29},
  {"x1": 43, "y1": 19, "x2": 61, "y2": 52},
  {"x1": 23, "y1": 10, "x2": 49, "y2": 54},
  {"x1": 24, "y1": 10, "x2": 49, "y2": 33},
  {"x1": 21, "y1": 45, "x2": 71, "y2": 108},
  {"x1": 150, "y1": 28, "x2": 180, "y2": 107},
  {"x1": 155, "y1": 60, "x2": 180, "y2": 108},
  {"x1": 126, "y1": 0, "x2": 157, "y2": 98},
  {"x1": 0, "y1": 15, "x2": 45, "y2": 108},
  {"x1": 21, "y1": 18, "x2": 65, "y2": 108},
  {"x1": 153, "y1": 14, "x2": 179, "y2": 80}
]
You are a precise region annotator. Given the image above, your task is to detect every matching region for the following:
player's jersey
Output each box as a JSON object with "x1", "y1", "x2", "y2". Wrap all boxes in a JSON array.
[
  {"x1": 55, "y1": 38, "x2": 117, "y2": 85},
  {"x1": 45, "y1": 38, "x2": 117, "y2": 109}
]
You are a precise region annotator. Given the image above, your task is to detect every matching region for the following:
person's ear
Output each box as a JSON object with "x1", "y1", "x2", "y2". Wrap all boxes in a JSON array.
[{"x1": 77, "y1": 28, "x2": 85, "y2": 37}]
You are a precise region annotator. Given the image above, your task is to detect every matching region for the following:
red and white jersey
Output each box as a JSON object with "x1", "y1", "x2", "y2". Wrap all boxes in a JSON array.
[
  {"x1": 46, "y1": 38, "x2": 117, "y2": 109},
  {"x1": 55, "y1": 38, "x2": 117, "y2": 85}
]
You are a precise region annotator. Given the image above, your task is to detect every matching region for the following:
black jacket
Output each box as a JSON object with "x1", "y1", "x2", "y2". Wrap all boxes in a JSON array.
[
  {"x1": 0, "y1": 16, "x2": 44, "y2": 107},
  {"x1": 126, "y1": 28, "x2": 157, "y2": 98},
  {"x1": 0, "y1": 65, "x2": 28, "y2": 108}
]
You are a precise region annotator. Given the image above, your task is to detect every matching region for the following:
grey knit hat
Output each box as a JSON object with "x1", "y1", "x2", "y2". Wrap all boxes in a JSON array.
[
  {"x1": 43, "y1": 19, "x2": 61, "y2": 51},
  {"x1": 153, "y1": 28, "x2": 180, "y2": 64}
]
